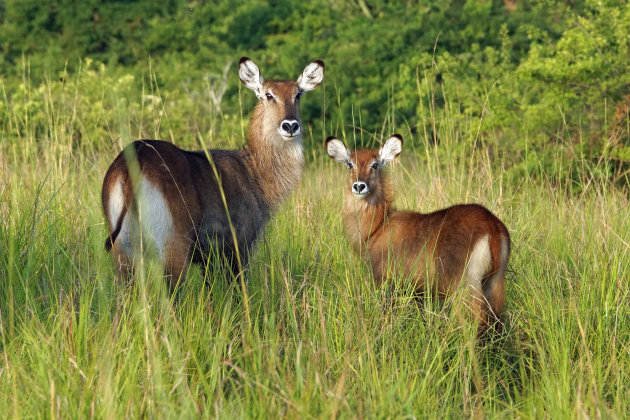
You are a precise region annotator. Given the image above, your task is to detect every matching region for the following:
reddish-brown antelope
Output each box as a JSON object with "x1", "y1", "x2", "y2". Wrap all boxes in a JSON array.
[
  {"x1": 326, "y1": 134, "x2": 510, "y2": 332},
  {"x1": 102, "y1": 57, "x2": 324, "y2": 288}
]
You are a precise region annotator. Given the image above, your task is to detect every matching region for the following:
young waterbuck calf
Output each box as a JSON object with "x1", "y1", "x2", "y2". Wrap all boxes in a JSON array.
[
  {"x1": 102, "y1": 57, "x2": 324, "y2": 288},
  {"x1": 326, "y1": 135, "x2": 510, "y2": 332}
]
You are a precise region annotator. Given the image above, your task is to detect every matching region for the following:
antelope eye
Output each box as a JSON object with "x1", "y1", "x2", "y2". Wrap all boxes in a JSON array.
[
  {"x1": 346, "y1": 162, "x2": 353, "y2": 169},
  {"x1": 265, "y1": 93, "x2": 274, "y2": 100},
  {"x1": 295, "y1": 91, "x2": 302, "y2": 101},
  {"x1": 371, "y1": 162, "x2": 379, "y2": 170}
]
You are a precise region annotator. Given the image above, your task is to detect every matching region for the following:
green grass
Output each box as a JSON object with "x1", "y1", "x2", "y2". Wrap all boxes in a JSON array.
[{"x1": 0, "y1": 72, "x2": 629, "y2": 419}]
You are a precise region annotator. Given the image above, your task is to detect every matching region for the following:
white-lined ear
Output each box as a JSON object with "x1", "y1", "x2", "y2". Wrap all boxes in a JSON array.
[
  {"x1": 378, "y1": 134, "x2": 403, "y2": 164},
  {"x1": 326, "y1": 137, "x2": 352, "y2": 166},
  {"x1": 239, "y1": 57, "x2": 264, "y2": 96},
  {"x1": 297, "y1": 60, "x2": 325, "y2": 92}
]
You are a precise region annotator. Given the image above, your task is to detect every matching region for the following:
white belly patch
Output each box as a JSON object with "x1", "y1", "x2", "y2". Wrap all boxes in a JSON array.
[
  {"x1": 136, "y1": 177, "x2": 172, "y2": 259},
  {"x1": 465, "y1": 234, "x2": 492, "y2": 292}
]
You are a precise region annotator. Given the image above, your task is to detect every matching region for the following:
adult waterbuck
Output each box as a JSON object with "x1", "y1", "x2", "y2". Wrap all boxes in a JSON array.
[
  {"x1": 325, "y1": 135, "x2": 510, "y2": 332},
  {"x1": 102, "y1": 57, "x2": 324, "y2": 288}
]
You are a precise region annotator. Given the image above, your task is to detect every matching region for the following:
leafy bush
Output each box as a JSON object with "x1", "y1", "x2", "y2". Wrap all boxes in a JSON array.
[{"x1": 1, "y1": 0, "x2": 628, "y2": 184}]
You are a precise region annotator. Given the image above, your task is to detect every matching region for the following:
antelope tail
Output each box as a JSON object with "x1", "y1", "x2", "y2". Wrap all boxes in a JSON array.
[{"x1": 104, "y1": 206, "x2": 128, "y2": 251}]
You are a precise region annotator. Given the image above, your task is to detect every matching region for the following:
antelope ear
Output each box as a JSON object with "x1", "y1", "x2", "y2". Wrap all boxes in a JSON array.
[
  {"x1": 239, "y1": 57, "x2": 264, "y2": 97},
  {"x1": 326, "y1": 137, "x2": 352, "y2": 167},
  {"x1": 297, "y1": 60, "x2": 325, "y2": 92},
  {"x1": 378, "y1": 134, "x2": 403, "y2": 165}
]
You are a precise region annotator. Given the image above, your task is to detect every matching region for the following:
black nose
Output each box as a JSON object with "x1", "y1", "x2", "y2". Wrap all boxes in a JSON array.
[
  {"x1": 353, "y1": 182, "x2": 366, "y2": 192},
  {"x1": 281, "y1": 121, "x2": 300, "y2": 135}
]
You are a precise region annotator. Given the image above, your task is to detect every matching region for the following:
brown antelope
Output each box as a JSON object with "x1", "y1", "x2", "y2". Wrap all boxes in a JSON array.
[
  {"x1": 101, "y1": 57, "x2": 324, "y2": 288},
  {"x1": 325, "y1": 135, "x2": 510, "y2": 331}
]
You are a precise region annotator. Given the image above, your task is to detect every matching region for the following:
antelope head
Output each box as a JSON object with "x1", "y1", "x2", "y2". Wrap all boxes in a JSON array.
[
  {"x1": 326, "y1": 135, "x2": 403, "y2": 204},
  {"x1": 239, "y1": 57, "x2": 324, "y2": 143}
]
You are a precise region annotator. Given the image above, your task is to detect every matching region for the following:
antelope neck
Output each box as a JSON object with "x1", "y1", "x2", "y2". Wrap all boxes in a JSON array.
[
  {"x1": 343, "y1": 193, "x2": 395, "y2": 244},
  {"x1": 243, "y1": 108, "x2": 304, "y2": 207}
]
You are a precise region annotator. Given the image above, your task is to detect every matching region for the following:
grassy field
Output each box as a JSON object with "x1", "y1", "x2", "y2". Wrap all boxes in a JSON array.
[{"x1": 0, "y1": 73, "x2": 629, "y2": 419}]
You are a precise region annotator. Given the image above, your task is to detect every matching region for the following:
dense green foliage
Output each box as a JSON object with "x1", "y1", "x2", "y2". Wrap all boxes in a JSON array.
[
  {"x1": 1, "y1": 0, "x2": 629, "y2": 183},
  {"x1": 1, "y1": 0, "x2": 629, "y2": 417}
]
